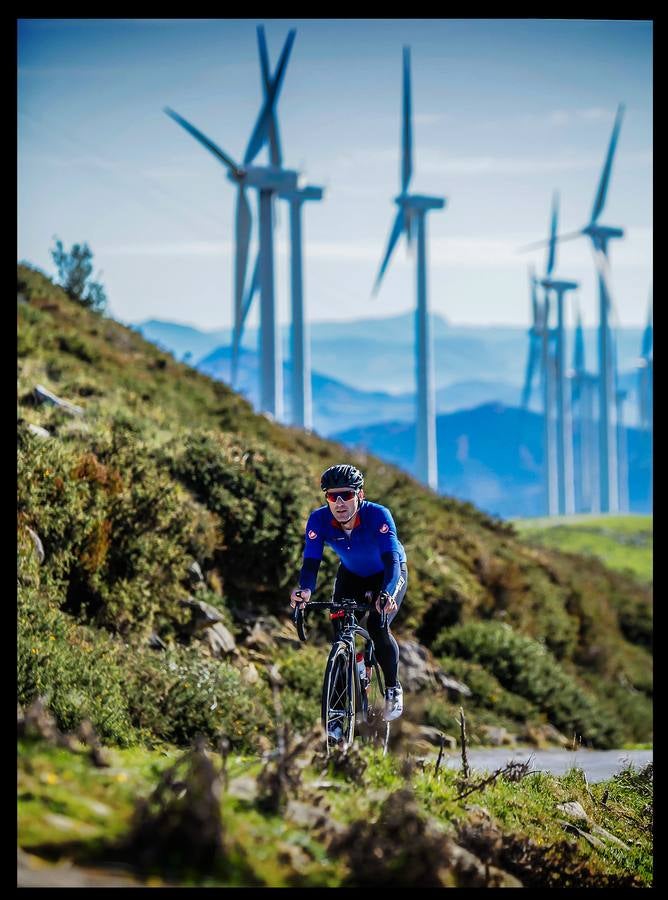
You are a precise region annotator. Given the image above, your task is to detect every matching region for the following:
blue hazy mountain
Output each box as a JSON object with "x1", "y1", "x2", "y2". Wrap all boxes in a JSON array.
[
  {"x1": 195, "y1": 344, "x2": 524, "y2": 434},
  {"x1": 136, "y1": 312, "x2": 645, "y2": 409},
  {"x1": 331, "y1": 403, "x2": 652, "y2": 520}
]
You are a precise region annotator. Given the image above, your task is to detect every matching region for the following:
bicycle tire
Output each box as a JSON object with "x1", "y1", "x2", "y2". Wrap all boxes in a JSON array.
[
  {"x1": 359, "y1": 660, "x2": 390, "y2": 751},
  {"x1": 321, "y1": 641, "x2": 355, "y2": 752}
]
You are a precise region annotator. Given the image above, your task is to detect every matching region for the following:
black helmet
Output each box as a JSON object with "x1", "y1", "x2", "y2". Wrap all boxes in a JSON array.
[{"x1": 320, "y1": 464, "x2": 364, "y2": 492}]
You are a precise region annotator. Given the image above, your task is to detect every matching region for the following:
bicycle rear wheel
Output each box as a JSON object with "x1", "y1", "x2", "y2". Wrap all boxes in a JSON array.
[
  {"x1": 321, "y1": 641, "x2": 355, "y2": 753},
  {"x1": 359, "y1": 659, "x2": 390, "y2": 754}
]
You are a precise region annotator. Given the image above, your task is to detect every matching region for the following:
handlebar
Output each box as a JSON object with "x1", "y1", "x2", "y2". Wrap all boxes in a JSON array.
[{"x1": 291, "y1": 596, "x2": 387, "y2": 642}]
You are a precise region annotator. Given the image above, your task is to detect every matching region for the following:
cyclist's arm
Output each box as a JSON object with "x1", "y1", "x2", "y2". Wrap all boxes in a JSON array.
[
  {"x1": 380, "y1": 549, "x2": 402, "y2": 599},
  {"x1": 298, "y1": 556, "x2": 321, "y2": 592}
]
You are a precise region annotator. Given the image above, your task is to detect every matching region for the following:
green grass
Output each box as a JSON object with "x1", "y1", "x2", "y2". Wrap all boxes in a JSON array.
[
  {"x1": 511, "y1": 515, "x2": 652, "y2": 583},
  {"x1": 18, "y1": 736, "x2": 652, "y2": 887}
]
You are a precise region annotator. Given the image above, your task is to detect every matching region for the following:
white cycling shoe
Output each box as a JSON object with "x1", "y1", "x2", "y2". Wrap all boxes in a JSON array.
[{"x1": 383, "y1": 682, "x2": 403, "y2": 721}]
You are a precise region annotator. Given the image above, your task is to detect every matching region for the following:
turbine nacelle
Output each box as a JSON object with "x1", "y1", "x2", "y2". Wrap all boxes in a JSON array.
[
  {"x1": 540, "y1": 278, "x2": 579, "y2": 292},
  {"x1": 395, "y1": 193, "x2": 446, "y2": 212},
  {"x1": 279, "y1": 184, "x2": 324, "y2": 202},
  {"x1": 228, "y1": 165, "x2": 299, "y2": 191},
  {"x1": 582, "y1": 223, "x2": 624, "y2": 242}
]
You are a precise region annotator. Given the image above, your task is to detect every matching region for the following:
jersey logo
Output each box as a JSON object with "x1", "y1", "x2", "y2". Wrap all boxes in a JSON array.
[
  {"x1": 308, "y1": 530, "x2": 318, "y2": 540},
  {"x1": 379, "y1": 523, "x2": 389, "y2": 533}
]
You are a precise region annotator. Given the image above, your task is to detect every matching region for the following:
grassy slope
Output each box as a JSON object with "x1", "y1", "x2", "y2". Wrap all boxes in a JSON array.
[
  {"x1": 512, "y1": 516, "x2": 652, "y2": 583},
  {"x1": 17, "y1": 264, "x2": 653, "y2": 886},
  {"x1": 18, "y1": 735, "x2": 652, "y2": 887},
  {"x1": 17, "y1": 264, "x2": 652, "y2": 742}
]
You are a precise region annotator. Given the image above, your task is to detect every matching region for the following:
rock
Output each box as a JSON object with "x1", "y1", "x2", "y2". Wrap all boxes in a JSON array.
[
  {"x1": 179, "y1": 597, "x2": 225, "y2": 634},
  {"x1": 204, "y1": 622, "x2": 237, "y2": 657},
  {"x1": 416, "y1": 725, "x2": 456, "y2": 749},
  {"x1": 398, "y1": 640, "x2": 472, "y2": 698},
  {"x1": 27, "y1": 423, "x2": 51, "y2": 439},
  {"x1": 148, "y1": 633, "x2": 167, "y2": 651},
  {"x1": 187, "y1": 561, "x2": 204, "y2": 587},
  {"x1": 34, "y1": 384, "x2": 84, "y2": 416},
  {"x1": 590, "y1": 824, "x2": 631, "y2": 850},
  {"x1": 522, "y1": 722, "x2": 570, "y2": 748},
  {"x1": 245, "y1": 621, "x2": 277, "y2": 651},
  {"x1": 227, "y1": 775, "x2": 258, "y2": 801},
  {"x1": 480, "y1": 725, "x2": 516, "y2": 746},
  {"x1": 240, "y1": 661, "x2": 259, "y2": 685},
  {"x1": 556, "y1": 800, "x2": 589, "y2": 822},
  {"x1": 26, "y1": 527, "x2": 45, "y2": 564},
  {"x1": 434, "y1": 672, "x2": 472, "y2": 699}
]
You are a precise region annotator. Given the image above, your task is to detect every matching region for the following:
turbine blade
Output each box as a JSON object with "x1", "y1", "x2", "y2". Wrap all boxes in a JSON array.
[
  {"x1": 529, "y1": 265, "x2": 539, "y2": 326},
  {"x1": 372, "y1": 207, "x2": 405, "y2": 295},
  {"x1": 402, "y1": 46, "x2": 413, "y2": 193},
  {"x1": 232, "y1": 251, "x2": 260, "y2": 386},
  {"x1": 244, "y1": 28, "x2": 296, "y2": 165},
  {"x1": 517, "y1": 229, "x2": 583, "y2": 253},
  {"x1": 592, "y1": 244, "x2": 616, "y2": 318},
  {"x1": 164, "y1": 107, "x2": 241, "y2": 173},
  {"x1": 546, "y1": 191, "x2": 559, "y2": 276},
  {"x1": 521, "y1": 337, "x2": 540, "y2": 410},
  {"x1": 590, "y1": 103, "x2": 625, "y2": 224},
  {"x1": 257, "y1": 25, "x2": 282, "y2": 166}
]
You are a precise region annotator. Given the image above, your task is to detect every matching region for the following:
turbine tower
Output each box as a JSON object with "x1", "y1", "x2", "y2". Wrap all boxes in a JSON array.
[
  {"x1": 372, "y1": 46, "x2": 445, "y2": 490},
  {"x1": 521, "y1": 104, "x2": 625, "y2": 513},
  {"x1": 638, "y1": 293, "x2": 653, "y2": 430},
  {"x1": 165, "y1": 27, "x2": 298, "y2": 420},
  {"x1": 240, "y1": 26, "x2": 324, "y2": 430},
  {"x1": 539, "y1": 193, "x2": 578, "y2": 515},
  {"x1": 571, "y1": 307, "x2": 599, "y2": 514}
]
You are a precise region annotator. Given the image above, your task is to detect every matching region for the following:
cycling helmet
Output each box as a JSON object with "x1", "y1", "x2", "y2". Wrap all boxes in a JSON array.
[{"x1": 320, "y1": 464, "x2": 364, "y2": 492}]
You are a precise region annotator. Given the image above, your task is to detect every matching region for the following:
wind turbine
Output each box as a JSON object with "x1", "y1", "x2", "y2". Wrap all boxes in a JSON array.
[
  {"x1": 638, "y1": 292, "x2": 653, "y2": 430},
  {"x1": 570, "y1": 306, "x2": 599, "y2": 513},
  {"x1": 520, "y1": 265, "x2": 544, "y2": 412},
  {"x1": 239, "y1": 26, "x2": 324, "y2": 431},
  {"x1": 372, "y1": 46, "x2": 445, "y2": 490},
  {"x1": 165, "y1": 27, "x2": 298, "y2": 420},
  {"x1": 522, "y1": 104, "x2": 625, "y2": 513},
  {"x1": 540, "y1": 192, "x2": 578, "y2": 515}
]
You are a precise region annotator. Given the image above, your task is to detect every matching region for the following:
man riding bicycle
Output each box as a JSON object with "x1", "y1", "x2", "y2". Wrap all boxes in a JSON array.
[{"x1": 290, "y1": 464, "x2": 408, "y2": 724}]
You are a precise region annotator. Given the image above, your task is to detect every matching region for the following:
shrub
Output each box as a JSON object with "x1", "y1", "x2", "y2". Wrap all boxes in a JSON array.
[
  {"x1": 170, "y1": 431, "x2": 314, "y2": 606},
  {"x1": 433, "y1": 621, "x2": 622, "y2": 748}
]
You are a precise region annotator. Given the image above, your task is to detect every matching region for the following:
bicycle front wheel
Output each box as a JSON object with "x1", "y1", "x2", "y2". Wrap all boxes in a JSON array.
[
  {"x1": 359, "y1": 659, "x2": 390, "y2": 752},
  {"x1": 321, "y1": 641, "x2": 355, "y2": 752}
]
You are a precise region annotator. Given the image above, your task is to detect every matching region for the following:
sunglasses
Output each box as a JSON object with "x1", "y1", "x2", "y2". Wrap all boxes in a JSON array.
[{"x1": 325, "y1": 489, "x2": 357, "y2": 502}]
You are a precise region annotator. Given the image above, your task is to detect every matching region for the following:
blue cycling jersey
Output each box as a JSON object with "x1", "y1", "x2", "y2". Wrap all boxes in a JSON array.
[{"x1": 299, "y1": 500, "x2": 406, "y2": 595}]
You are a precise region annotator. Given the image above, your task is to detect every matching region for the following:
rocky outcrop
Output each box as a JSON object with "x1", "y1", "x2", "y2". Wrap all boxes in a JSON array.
[
  {"x1": 398, "y1": 640, "x2": 471, "y2": 699},
  {"x1": 33, "y1": 384, "x2": 84, "y2": 416}
]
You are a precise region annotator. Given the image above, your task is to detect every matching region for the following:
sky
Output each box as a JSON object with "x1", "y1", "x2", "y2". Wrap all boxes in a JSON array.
[{"x1": 18, "y1": 18, "x2": 653, "y2": 336}]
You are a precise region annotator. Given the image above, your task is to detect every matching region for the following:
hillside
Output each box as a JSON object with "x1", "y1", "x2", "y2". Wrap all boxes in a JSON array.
[
  {"x1": 17, "y1": 263, "x2": 653, "y2": 885},
  {"x1": 512, "y1": 516, "x2": 652, "y2": 584}
]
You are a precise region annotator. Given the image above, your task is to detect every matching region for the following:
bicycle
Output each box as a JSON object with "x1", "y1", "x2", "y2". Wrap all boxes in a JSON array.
[{"x1": 292, "y1": 597, "x2": 391, "y2": 756}]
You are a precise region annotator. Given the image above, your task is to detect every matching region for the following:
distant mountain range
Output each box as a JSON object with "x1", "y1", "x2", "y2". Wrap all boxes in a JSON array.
[
  {"x1": 136, "y1": 314, "x2": 646, "y2": 428},
  {"x1": 332, "y1": 403, "x2": 652, "y2": 520},
  {"x1": 135, "y1": 316, "x2": 651, "y2": 518}
]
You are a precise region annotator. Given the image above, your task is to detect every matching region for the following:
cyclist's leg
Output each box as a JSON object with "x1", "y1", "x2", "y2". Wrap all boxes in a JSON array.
[{"x1": 366, "y1": 562, "x2": 408, "y2": 689}]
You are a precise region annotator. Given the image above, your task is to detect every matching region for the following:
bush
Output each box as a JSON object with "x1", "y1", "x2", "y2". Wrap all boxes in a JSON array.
[
  {"x1": 50, "y1": 237, "x2": 107, "y2": 312},
  {"x1": 433, "y1": 621, "x2": 622, "y2": 748},
  {"x1": 18, "y1": 582, "x2": 136, "y2": 746},
  {"x1": 17, "y1": 422, "x2": 218, "y2": 638},
  {"x1": 170, "y1": 431, "x2": 315, "y2": 605}
]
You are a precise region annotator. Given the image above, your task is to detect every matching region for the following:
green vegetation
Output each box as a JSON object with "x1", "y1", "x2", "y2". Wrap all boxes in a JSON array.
[
  {"x1": 48, "y1": 238, "x2": 107, "y2": 312},
  {"x1": 18, "y1": 733, "x2": 652, "y2": 887},
  {"x1": 512, "y1": 515, "x2": 653, "y2": 583},
  {"x1": 17, "y1": 263, "x2": 652, "y2": 885}
]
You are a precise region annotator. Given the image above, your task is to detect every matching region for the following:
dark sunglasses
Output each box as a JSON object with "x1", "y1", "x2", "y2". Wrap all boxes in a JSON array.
[{"x1": 325, "y1": 489, "x2": 357, "y2": 502}]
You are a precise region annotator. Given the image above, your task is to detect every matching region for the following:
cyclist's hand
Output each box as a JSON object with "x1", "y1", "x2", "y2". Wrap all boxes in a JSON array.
[
  {"x1": 375, "y1": 591, "x2": 397, "y2": 615},
  {"x1": 290, "y1": 587, "x2": 311, "y2": 609}
]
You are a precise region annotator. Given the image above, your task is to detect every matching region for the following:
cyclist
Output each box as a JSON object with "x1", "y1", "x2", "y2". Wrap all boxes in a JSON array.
[{"x1": 290, "y1": 464, "x2": 408, "y2": 725}]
